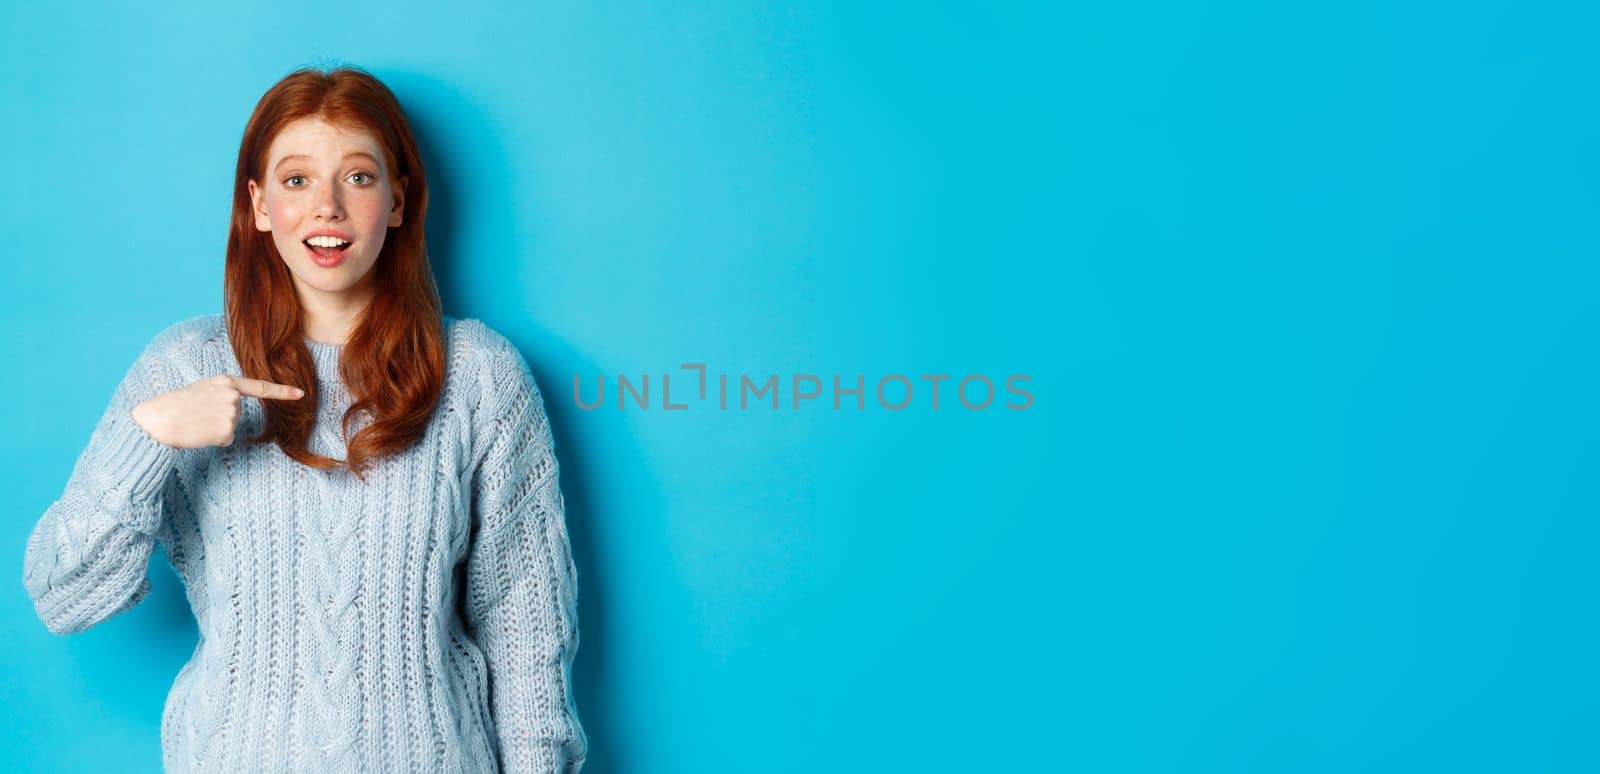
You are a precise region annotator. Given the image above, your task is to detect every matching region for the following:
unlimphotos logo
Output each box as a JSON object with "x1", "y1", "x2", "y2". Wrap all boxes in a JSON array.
[{"x1": 574, "y1": 364, "x2": 1034, "y2": 411}]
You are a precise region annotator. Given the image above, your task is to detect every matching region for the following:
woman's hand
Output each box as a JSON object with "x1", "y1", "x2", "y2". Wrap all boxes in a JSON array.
[{"x1": 130, "y1": 375, "x2": 306, "y2": 449}]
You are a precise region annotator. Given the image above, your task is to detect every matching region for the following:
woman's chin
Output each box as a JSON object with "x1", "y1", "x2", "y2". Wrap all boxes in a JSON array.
[{"x1": 289, "y1": 264, "x2": 376, "y2": 296}]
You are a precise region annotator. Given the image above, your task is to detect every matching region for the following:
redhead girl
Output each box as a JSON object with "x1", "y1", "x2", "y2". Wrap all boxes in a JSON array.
[{"x1": 22, "y1": 65, "x2": 588, "y2": 774}]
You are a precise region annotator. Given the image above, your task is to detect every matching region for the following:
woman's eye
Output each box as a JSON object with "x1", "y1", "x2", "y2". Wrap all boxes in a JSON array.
[
  {"x1": 349, "y1": 172, "x2": 374, "y2": 185},
  {"x1": 284, "y1": 175, "x2": 307, "y2": 187}
]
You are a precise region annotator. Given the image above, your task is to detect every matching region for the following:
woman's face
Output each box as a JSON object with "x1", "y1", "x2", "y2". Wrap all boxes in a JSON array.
[{"x1": 248, "y1": 116, "x2": 406, "y2": 303}]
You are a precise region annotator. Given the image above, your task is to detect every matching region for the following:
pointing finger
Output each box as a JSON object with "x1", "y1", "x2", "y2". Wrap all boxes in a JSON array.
[{"x1": 230, "y1": 375, "x2": 306, "y2": 400}]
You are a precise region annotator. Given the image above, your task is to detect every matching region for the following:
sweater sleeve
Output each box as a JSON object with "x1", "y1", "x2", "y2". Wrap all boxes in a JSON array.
[
  {"x1": 21, "y1": 340, "x2": 184, "y2": 636},
  {"x1": 463, "y1": 339, "x2": 589, "y2": 774}
]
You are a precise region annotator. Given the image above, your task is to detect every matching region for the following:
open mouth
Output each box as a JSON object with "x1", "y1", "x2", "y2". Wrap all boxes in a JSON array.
[{"x1": 303, "y1": 237, "x2": 353, "y2": 265}]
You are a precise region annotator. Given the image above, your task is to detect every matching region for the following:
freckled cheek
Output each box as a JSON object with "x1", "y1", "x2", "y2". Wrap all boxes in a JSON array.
[
  {"x1": 266, "y1": 199, "x2": 306, "y2": 227},
  {"x1": 347, "y1": 196, "x2": 390, "y2": 228}
]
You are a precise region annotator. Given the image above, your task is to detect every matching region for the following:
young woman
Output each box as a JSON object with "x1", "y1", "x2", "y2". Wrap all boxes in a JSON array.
[{"x1": 21, "y1": 66, "x2": 588, "y2": 774}]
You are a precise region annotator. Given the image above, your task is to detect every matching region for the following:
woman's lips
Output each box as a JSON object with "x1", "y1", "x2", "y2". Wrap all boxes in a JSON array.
[{"x1": 304, "y1": 240, "x2": 351, "y2": 267}]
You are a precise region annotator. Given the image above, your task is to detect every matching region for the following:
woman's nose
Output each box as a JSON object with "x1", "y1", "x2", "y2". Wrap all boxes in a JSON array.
[{"x1": 314, "y1": 183, "x2": 344, "y2": 219}]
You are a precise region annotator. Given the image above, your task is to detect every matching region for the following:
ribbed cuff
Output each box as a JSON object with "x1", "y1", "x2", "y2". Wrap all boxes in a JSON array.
[
  {"x1": 81, "y1": 407, "x2": 182, "y2": 534},
  {"x1": 502, "y1": 744, "x2": 576, "y2": 774}
]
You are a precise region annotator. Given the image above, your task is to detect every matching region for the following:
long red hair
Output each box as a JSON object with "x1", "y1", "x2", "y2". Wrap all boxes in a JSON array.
[{"x1": 224, "y1": 65, "x2": 444, "y2": 480}]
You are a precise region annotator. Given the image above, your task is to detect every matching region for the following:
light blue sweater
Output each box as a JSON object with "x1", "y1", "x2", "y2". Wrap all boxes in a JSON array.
[{"x1": 22, "y1": 313, "x2": 588, "y2": 773}]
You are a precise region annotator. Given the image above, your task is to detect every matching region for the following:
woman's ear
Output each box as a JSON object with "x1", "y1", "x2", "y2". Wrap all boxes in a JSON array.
[
  {"x1": 247, "y1": 179, "x2": 271, "y2": 232},
  {"x1": 389, "y1": 176, "x2": 408, "y2": 228}
]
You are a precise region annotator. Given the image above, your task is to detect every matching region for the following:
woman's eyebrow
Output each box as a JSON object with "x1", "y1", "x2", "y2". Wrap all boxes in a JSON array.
[{"x1": 274, "y1": 151, "x2": 379, "y2": 173}]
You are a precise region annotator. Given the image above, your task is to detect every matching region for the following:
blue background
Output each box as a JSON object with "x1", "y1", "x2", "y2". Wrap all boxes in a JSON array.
[{"x1": 3, "y1": 1, "x2": 1595, "y2": 771}]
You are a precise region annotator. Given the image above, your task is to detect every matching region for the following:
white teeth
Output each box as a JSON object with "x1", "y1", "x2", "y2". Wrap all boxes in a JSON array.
[{"x1": 306, "y1": 235, "x2": 351, "y2": 248}]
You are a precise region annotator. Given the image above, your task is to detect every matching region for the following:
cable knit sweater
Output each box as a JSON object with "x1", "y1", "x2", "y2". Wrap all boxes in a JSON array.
[{"x1": 21, "y1": 312, "x2": 588, "y2": 774}]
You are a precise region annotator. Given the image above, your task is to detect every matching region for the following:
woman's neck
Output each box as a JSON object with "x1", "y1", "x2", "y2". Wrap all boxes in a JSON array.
[{"x1": 298, "y1": 281, "x2": 375, "y2": 345}]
